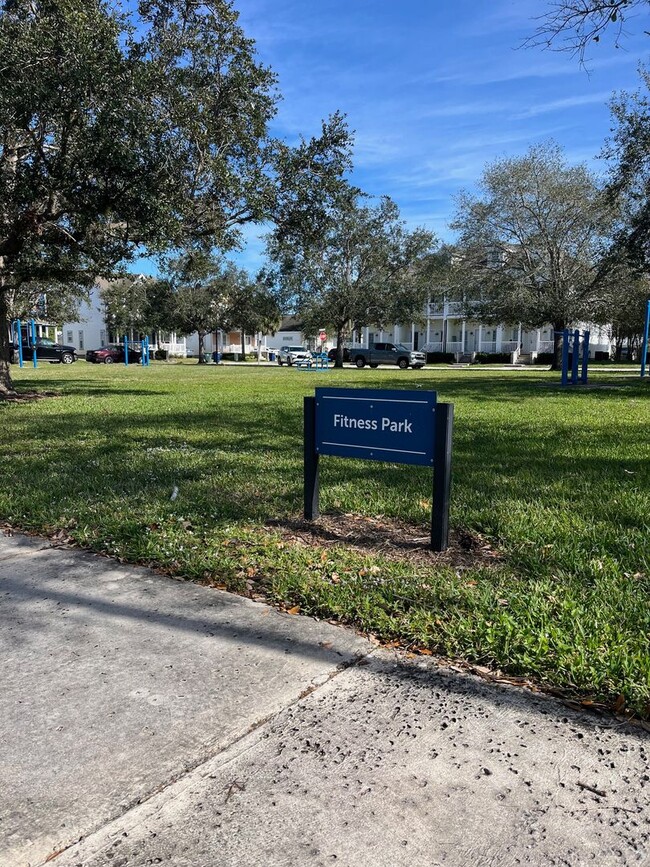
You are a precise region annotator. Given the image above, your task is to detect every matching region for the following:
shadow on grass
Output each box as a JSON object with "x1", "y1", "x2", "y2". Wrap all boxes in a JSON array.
[{"x1": 1, "y1": 387, "x2": 649, "y2": 532}]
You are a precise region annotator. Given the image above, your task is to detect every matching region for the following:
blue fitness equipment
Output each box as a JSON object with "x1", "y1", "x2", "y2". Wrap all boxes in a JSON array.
[
  {"x1": 11, "y1": 318, "x2": 37, "y2": 368},
  {"x1": 641, "y1": 300, "x2": 650, "y2": 379},
  {"x1": 122, "y1": 334, "x2": 150, "y2": 367},
  {"x1": 559, "y1": 328, "x2": 589, "y2": 386},
  {"x1": 295, "y1": 352, "x2": 331, "y2": 372},
  {"x1": 140, "y1": 336, "x2": 150, "y2": 367}
]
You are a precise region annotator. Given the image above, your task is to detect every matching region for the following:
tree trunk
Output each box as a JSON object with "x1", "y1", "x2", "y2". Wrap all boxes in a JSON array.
[
  {"x1": 614, "y1": 338, "x2": 623, "y2": 362},
  {"x1": 334, "y1": 325, "x2": 344, "y2": 368},
  {"x1": 0, "y1": 287, "x2": 16, "y2": 398},
  {"x1": 551, "y1": 321, "x2": 565, "y2": 371},
  {"x1": 197, "y1": 330, "x2": 206, "y2": 363},
  {"x1": 240, "y1": 330, "x2": 246, "y2": 361}
]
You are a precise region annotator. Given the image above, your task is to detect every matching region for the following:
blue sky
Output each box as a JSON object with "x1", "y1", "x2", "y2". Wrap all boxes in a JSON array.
[{"x1": 137, "y1": 0, "x2": 650, "y2": 275}]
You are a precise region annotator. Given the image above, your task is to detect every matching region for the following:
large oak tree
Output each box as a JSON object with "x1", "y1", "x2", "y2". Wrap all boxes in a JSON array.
[
  {"x1": 451, "y1": 142, "x2": 613, "y2": 369},
  {"x1": 266, "y1": 181, "x2": 439, "y2": 367},
  {"x1": 0, "y1": 0, "x2": 278, "y2": 395}
]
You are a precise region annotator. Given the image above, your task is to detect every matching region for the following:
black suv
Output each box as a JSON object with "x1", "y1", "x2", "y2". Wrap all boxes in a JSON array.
[{"x1": 11, "y1": 337, "x2": 77, "y2": 364}]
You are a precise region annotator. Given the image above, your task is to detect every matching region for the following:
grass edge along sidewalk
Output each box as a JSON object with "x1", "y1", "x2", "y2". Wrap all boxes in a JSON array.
[{"x1": 0, "y1": 362, "x2": 649, "y2": 718}]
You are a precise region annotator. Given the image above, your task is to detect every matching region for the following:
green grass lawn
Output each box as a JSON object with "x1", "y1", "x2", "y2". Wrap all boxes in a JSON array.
[{"x1": 2, "y1": 361, "x2": 649, "y2": 716}]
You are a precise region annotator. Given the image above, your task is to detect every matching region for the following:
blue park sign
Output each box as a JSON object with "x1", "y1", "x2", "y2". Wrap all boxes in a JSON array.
[{"x1": 314, "y1": 387, "x2": 437, "y2": 467}]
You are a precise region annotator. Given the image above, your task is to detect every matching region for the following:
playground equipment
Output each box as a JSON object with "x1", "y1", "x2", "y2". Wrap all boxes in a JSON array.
[
  {"x1": 11, "y1": 319, "x2": 38, "y2": 368},
  {"x1": 295, "y1": 352, "x2": 331, "y2": 371},
  {"x1": 123, "y1": 335, "x2": 150, "y2": 367},
  {"x1": 642, "y1": 300, "x2": 650, "y2": 379},
  {"x1": 559, "y1": 328, "x2": 590, "y2": 386}
]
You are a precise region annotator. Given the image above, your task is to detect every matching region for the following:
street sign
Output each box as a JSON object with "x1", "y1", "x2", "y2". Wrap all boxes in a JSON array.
[
  {"x1": 315, "y1": 387, "x2": 436, "y2": 467},
  {"x1": 304, "y1": 387, "x2": 453, "y2": 551}
]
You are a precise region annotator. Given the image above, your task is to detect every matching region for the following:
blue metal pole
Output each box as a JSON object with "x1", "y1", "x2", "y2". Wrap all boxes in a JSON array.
[
  {"x1": 641, "y1": 299, "x2": 650, "y2": 378},
  {"x1": 561, "y1": 329, "x2": 569, "y2": 386},
  {"x1": 124, "y1": 335, "x2": 129, "y2": 367},
  {"x1": 31, "y1": 319, "x2": 37, "y2": 368},
  {"x1": 16, "y1": 319, "x2": 24, "y2": 368},
  {"x1": 571, "y1": 329, "x2": 580, "y2": 385},
  {"x1": 581, "y1": 331, "x2": 590, "y2": 384},
  {"x1": 146, "y1": 336, "x2": 150, "y2": 366}
]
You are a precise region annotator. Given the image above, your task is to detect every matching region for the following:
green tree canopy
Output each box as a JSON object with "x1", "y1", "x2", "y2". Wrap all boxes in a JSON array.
[
  {"x1": 450, "y1": 142, "x2": 613, "y2": 368},
  {"x1": 163, "y1": 251, "x2": 232, "y2": 363},
  {"x1": 0, "y1": 0, "x2": 279, "y2": 394},
  {"x1": 266, "y1": 184, "x2": 439, "y2": 367},
  {"x1": 221, "y1": 274, "x2": 281, "y2": 358}
]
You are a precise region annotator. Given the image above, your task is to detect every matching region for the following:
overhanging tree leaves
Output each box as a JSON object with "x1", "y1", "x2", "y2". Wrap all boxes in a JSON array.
[
  {"x1": 0, "y1": 0, "x2": 279, "y2": 395},
  {"x1": 450, "y1": 142, "x2": 613, "y2": 369},
  {"x1": 526, "y1": 1, "x2": 649, "y2": 61},
  {"x1": 266, "y1": 185, "x2": 439, "y2": 367}
]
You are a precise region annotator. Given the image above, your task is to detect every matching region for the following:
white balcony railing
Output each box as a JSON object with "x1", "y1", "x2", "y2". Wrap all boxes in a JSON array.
[
  {"x1": 159, "y1": 341, "x2": 188, "y2": 356},
  {"x1": 500, "y1": 341, "x2": 519, "y2": 352},
  {"x1": 422, "y1": 341, "x2": 444, "y2": 353},
  {"x1": 479, "y1": 341, "x2": 497, "y2": 353}
]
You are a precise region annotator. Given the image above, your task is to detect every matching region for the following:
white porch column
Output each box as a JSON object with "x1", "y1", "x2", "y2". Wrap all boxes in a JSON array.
[
  {"x1": 461, "y1": 320, "x2": 466, "y2": 351},
  {"x1": 411, "y1": 322, "x2": 415, "y2": 349},
  {"x1": 477, "y1": 323, "x2": 482, "y2": 353},
  {"x1": 426, "y1": 314, "x2": 430, "y2": 345},
  {"x1": 496, "y1": 325, "x2": 503, "y2": 352},
  {"x1": 379, "y1": 329, "x2": 384, "y2": 342},
  {"x1": 517, "y1": 323, "x2": 522, "y2": 349},
  {"x1": 536, "y1": 329, "x2": 541, "y2": 351}
]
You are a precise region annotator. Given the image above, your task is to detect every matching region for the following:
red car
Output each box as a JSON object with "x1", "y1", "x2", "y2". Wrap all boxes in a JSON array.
[{"x1": 86, "y1": 344, "x2": 141, "y2": 364}]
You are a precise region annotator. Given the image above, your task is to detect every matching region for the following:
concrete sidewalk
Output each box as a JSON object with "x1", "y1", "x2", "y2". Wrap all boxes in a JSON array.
[{"x1": 1, "y1": 532, "x2": 648, "y2": 867}]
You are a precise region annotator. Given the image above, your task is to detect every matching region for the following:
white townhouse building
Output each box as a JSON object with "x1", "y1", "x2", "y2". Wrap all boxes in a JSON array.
[
  {"x1": 273, "y1": 300, "x2": 613, "y2": 363},
  {"x1": 60, "y1": 280, "x2": 271, "y2": 359},
  {"x1": 55, "y1": 279, "x2": 614, "y2": 363}
]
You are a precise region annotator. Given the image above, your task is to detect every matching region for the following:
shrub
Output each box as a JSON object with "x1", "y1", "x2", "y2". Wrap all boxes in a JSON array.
[
  {"x1": 535, "y1": 352, "x2": 554, "y2": 365},
  {"x1": 426, "y1": 352, "x2": 455, "y2": 364},
  {"x1": 475, "y1": 352, "x2": 511, "y2": 364}
]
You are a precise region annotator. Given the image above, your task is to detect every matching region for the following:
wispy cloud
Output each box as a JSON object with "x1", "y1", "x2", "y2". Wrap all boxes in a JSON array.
[{"x1": 514, "y1": 91, "x2": 613, "y2": 119}]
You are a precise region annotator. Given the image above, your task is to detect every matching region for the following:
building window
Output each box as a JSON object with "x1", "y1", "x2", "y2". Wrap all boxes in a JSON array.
[
  {"x1": 67, "y1": 330, "x2": 73, "y2": 344},
  {"x1": 78, "y1": 330, "x2": 84, "y2": 350},
  {"x1": 100, "y1": 330, "x2": 106, "y2": 347}
]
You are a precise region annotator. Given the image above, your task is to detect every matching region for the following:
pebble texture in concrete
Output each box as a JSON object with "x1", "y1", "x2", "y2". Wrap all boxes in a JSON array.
[
  {"x1": 0, "y1": 534, "x2": 369, "y2": 867},
  {"x1": 56, "y1": 657, "x2": 650, "y2": 867}
]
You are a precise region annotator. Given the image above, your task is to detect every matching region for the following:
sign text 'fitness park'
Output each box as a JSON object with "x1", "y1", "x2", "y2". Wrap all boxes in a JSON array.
[{"x1": 314, "y1": 387, "x2": 436, "y2": 467}]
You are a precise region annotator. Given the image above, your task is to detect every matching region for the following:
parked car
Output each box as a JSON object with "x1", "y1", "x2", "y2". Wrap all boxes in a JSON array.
[
  {"x1": 351, "y1": 342, "x2": 426, "y2": 369},
  {"x1": 86, "y1": 344, "x2": 141, "y2": 364},
  {"x1": 11, "y1": 337, "x2": 76, "y2": 364},
  {"x1": 277, "y1": 345, "x2": 311, "y2": 366},
  {"x1": 327, "y1": 346, "x2": 352, "y2": 363}
]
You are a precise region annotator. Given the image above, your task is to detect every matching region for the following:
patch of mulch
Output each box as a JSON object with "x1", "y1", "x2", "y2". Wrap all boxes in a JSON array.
[{"x1": 265, "y1": 513, "x2": 502, "y2": 569}]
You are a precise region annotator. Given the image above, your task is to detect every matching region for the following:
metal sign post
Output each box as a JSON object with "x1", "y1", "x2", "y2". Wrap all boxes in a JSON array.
[{"x1": 304, "y1": 387, "x2": 453, "y2": 552}]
